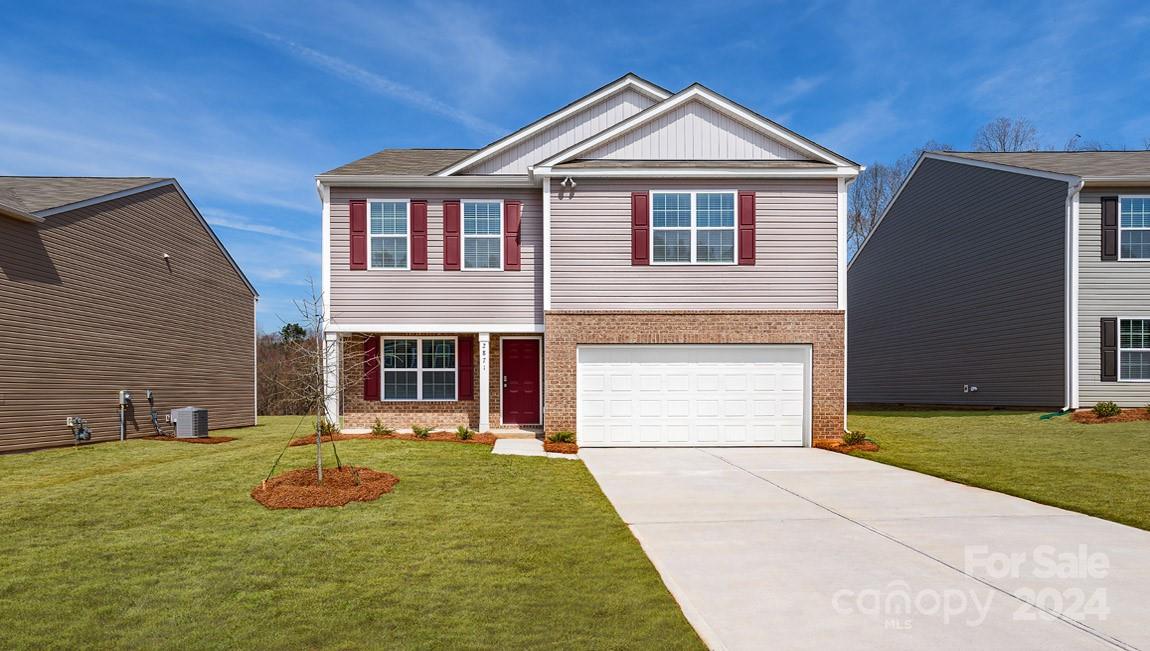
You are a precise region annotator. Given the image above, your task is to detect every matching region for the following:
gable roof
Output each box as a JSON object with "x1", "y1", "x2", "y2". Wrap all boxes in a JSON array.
[
  {"x1": 941, "y1": 151, "x2": 1150, "y2": 181},
  {"x1": 0, "y1": 176, "x2": 257, "y2": 297},
  {"x1": 536, "y1": 83, "x2": 859, "y2": 170},
  {"x1": 434, "y1": 73, "x2": 671, "y2": 176},
  {"x1": 322, "y1": 149, "x2": 476, "y2": 176}
]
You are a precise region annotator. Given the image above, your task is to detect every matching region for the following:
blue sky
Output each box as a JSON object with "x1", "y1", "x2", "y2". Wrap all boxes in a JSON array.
[{"x1": 3, "y1": 1, "x2": 1148, "y2": 330}]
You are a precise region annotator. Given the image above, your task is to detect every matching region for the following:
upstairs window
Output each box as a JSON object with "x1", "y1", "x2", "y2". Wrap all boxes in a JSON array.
[
  {"x1": 382, "y1": 337, "x2": 457, "y2": 400},
  {"x1": 1120, "y1": 197, "x2": 1150, "y2": 260},
  {"x1": 368, "y1": 200, "x2": 409, "y2": 269},
  {"x1": 463, "y1": 200, "x2": 502, "y2": 269},
  {"x1": 1119, "y1": 319, "x2": 1150, "y2": 381},
  {"x1": 651, "y1": 191, "x2": 736, "y2": 264}
]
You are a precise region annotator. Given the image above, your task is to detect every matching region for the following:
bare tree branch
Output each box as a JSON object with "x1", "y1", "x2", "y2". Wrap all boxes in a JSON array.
[{"x1": 972, "y1": 117, "x2": 1039, "y2": 152}]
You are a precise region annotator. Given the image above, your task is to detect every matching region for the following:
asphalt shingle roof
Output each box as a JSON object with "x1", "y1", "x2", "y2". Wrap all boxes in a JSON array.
[
  {"x1": 941, "y1": 151, "x2": 1150, "y2": 179},
  {"x1": 0, "y1": 176, "x2": 167, "y2": 214},
  {"x1": 321, "y1": 149, "x2": 476, "y2": 176}
]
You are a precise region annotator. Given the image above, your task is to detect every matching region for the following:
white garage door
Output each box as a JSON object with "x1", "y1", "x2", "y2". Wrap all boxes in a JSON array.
[{"x1": 577, "y1": 344, "x2": 809, "y2": 447}]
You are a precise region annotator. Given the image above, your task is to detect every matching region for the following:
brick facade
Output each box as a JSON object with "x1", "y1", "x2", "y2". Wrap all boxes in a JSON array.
[
  {"x1": 341, "y1": 333, "x2": 508, "y2": 430},
  {"x1": 543, "y1": 310, "x2": 846, "y2": 442}
]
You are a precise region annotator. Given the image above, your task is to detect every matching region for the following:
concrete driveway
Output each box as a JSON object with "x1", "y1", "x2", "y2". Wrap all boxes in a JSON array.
[{"x1": 580, "y1": 448, "x2": 1149, "y2": 651}]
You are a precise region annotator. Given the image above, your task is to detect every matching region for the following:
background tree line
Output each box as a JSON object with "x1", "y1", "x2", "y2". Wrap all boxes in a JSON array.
[
  {"x1": 257, "y1": 322, "x2": 314, "y2": 415},
  {"x1": 848, "y1": 117, "x2": 1150, "y2": 256}
]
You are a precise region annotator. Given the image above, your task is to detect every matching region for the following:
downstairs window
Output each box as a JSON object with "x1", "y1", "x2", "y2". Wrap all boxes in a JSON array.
[
  {"x1": 1119, "y1": 319, "x2": 1150, "y2": 381},
  {"x1": 382, "y1": 337, "x2": 457, "y2": 400}
]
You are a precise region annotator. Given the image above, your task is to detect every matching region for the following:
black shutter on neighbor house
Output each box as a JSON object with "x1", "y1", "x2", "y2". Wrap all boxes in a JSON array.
[
  {"x1": 1101, "y1": 318, "x2": 1118, "y2": 382},
  {"x1": 1102, "y1": 196, "x2": 1119, "y2": 261}
]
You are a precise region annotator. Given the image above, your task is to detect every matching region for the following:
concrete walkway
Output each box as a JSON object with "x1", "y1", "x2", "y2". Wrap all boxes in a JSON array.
[{"x1": 580, "y1": 448, "x2": 1149, "y2": 651}]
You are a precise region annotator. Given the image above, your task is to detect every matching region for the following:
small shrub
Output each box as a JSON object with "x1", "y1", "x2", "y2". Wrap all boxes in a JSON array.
[
  {"x1": 371, "y1": 418, "x2": 394, "y2": 436},
  {"x1": 456, "y1": 425, "x2": 473, "y2": 440},
  {"x1": 1092, "y1": 401, "x2": 1121, "y2": 418},
  {"x1": 547, "y1": 431, "x2": 575, "y2": 444},
  {"x1": 316, "y1": 418, "x2": 339, "y2": 436},
  {"x1": 842, "y1": 430, "x2": 866, "y2": 446},
  {"x1": 1145, "y1": 404, "x2": 1150, "y2": 414},
  {"x1": 412, "y1": 425, "x2": 432, "y2": 439}
]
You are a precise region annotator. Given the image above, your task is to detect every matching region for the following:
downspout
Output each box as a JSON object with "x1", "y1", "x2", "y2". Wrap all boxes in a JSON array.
[{"x1": 1063, "y1": 177, "x2": 1085, "y2": 412}]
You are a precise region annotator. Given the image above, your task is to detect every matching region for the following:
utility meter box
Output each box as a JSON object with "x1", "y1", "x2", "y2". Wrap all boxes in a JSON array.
[{"x1": 171, "y1": 407, "x2": 209, "y2": 438}]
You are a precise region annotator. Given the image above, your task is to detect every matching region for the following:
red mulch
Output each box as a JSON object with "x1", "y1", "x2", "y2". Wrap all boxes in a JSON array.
[
  {"x1": 141, "y1": 435, "x2": 237, "y2": 444},
  {"x1": 251, "y1": 466, "x2": 399, "y2": 509},
  {"x1": 288, "y1": 432, "x2": 496, "y2": 447},
  {"x1": 1072, "y1": 408, "x2": 1150, "y2": 425},
  {"x1": 543, "y1": 441, "x2": 578, "y2": 454},
  {"x1": 815, "y1": 440, "x2": 880, "y2": 453}
]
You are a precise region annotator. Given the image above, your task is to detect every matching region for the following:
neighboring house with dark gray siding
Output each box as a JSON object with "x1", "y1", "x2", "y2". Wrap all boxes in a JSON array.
[
  {"x1": 849, "y1": 151, "x2": 1150, "y2": 409},
  {"x1": 0, "y1": 177, "x2": 258, "y2": 451}
]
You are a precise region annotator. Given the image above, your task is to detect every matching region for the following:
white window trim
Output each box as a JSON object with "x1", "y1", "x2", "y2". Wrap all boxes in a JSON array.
[
  {"x1": 1117, "y1": 195, "x2": 1150, "y2": 262},
  {"x1": 1117, "y1": 317, "x2": 1150, "y2": 383},
  {"x1": 461, "y1": 199, "x2": 504, "y2": 271},
  {"x1": 649, "y1": 190, "x2": 738, "y2": 266},
  {"x1": 366, "y1": 199, "x2": 411, "y2": 271},
  {"x1": 381, "y1": 336, "x2": 459, "y2": 401}
]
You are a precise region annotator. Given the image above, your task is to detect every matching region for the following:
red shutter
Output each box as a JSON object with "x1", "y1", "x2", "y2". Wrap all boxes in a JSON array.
[
  {"x1": 410, "y1": 200, "x2": 428, "y2": 270},
  {"x1": 349, "y1": 199, "x2": 367, "y2": 270},
  {"x1": 1102, "y1": 196, "x2": 1119, "y2": 261},
  {"x1": 443, "y1": 200, "x2": 461, "y2": 271},
  {"x1": 363, "y1": 335, "x2": 380, "y2": 401},
  {"x1": 631, "y1": 192, "x2": 649, "y2": 265},
  {"x1": 738, "y1": 191, "x2": 756, "y2": 266},
  {"x1": 504, "y1": 200, "x2": 522, "y2": 270},
  {"x1": 457, "y1": 336, "x2": 474, "y2": 400}
]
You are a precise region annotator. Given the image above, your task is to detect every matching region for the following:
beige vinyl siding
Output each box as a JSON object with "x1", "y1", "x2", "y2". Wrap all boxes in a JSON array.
[
  {"x1": 549, "y1": 178, "x2": 838, "y2": 309},
  {"x1": 463, "y1": 88, "x2": 658, "y2": 175},
  {"x1": 848, "y1": 158, "x2": 1067, "y2": 406},
  {"x1": 0, "y1": 186, "x2": 256, "y2": 452},
  {"x1": 584, "y1": 100, "x2": 805, "y2": 161},
  {"x1": 1078, "y1": 187, "x2": 1150, "y2": 406},
  {"x1": 329, "y1": 188, "x2": 543, "y2": 325}
]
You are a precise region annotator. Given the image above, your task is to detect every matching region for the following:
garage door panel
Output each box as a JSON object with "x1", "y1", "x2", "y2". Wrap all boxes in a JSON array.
[{"x1": 577, "y1": 344, "x2": 809, "y2": 448}]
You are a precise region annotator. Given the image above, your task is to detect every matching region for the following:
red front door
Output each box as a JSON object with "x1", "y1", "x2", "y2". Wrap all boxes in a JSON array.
[{"x1": 502, "y1": 339, "x2": 541, "y2": 424}]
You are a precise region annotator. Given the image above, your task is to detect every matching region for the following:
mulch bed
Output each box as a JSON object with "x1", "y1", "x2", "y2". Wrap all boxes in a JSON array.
[
  {"x1": 1072, "y1": 408, "x2": 1150, "y2": 425},
  {"x1": 543, "y1": 442, "x2": 578, "y2": 454},
  {"x1": 141, "y1": 435, "x2": 237, "y2": 444},
  {"x1": 251, "y1": 466, "x2": 399, "y2": 509},
  {"x1": 814, "y1": 440, "x2": 880, "y2": 453},
  {"x1": 288, "y1": 432, "x2": 496, "y2": 447}
]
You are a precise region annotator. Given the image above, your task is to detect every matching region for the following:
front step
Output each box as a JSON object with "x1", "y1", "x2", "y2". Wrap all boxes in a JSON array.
[{"x1": 489, "y1": 426, "x2": 542, "y2": 440}]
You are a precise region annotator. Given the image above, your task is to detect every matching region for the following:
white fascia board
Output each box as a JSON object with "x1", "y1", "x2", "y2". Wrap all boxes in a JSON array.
[
  {"x1": 1082, "y1": 176, "x2": 1150, "y2": 185},
  {"x1": 537, "y1": 86, "x2": 855, "y2": 169},
  {"x1": 316, "y1": 174, "x2": 538, "y2": 188},
  {"x1": 325, "y1": 323, "x2": 545, "y2": 334},
  {"x1": 34, "y1": 179, "x2": 259, "y2": 297},
  {"x1": 532, "y1": 166, "x2": 859, "y2": 179},
  {"x1": 435, "y1": 76, "x2": 672, "y2": 177}
]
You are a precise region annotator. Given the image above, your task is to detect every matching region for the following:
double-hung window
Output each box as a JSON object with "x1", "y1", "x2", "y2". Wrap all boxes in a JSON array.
[
  {"x1": 1119, "y1": 319, "x2": 1150, "y2": 381},
  {"x1": 382, "y1": 337, "x2": 457, "y2": 400},
  {"x1": 651, "y1": 191, "x2": 736, "y2": 264},
  {"x1": 1119, "y1": 197, "x2": 1150, "y2": 260},
  {"x1": 463, "y1": 200, "x2": 502, "y2": 269},
  {"x1": 368, "y1": 200, "x2": 409, "y2": 269}
]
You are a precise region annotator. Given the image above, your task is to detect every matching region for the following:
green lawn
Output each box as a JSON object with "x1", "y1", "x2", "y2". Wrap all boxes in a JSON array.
[
  {"x1": 0, "y1": 416, "x2": 702, "y2": 650},
  {"x1": 847, "y1": 409, "x2": 1150, "y2": 531}
]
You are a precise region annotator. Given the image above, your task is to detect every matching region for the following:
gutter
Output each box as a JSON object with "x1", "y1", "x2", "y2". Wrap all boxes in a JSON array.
[{"x1": 1063, "y1": 177, "x2": 1086, "y2": 412}]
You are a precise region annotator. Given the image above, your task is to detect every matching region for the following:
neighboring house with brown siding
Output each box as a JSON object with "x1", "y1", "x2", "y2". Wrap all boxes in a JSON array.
[
  {"x1": 0, "y1": 177, "x2": 258, "y2": 451},
  {"x1": 848, "y1": 151, "x2": 1150, "y2": 409},
  {"x1": 319, "y1": 74, "x2": 860, "y2": 446}
]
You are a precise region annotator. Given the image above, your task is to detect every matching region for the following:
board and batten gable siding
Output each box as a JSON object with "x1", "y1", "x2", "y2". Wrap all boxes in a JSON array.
[
  {"x1": 1078, "y1": 187, "x2": 1150, "y2": 406},
  {"x1": 583, "y1": 100, "x2": 806, "y2": 161},
  {"x1": 847, "y1": 157, "x2": 1068, "y2": 406},
  {"x1": 462, "y1": 88, "x2": 658, "y2": 175},
  {"x1": 0, "y1": 186, "x2": 256, "y2": 452},
  {"x1": 328, "y1": 188, "x2": 543, "y2": 325},
  {"x1": 549, "y1": 178, "x2": 838, "y2": 309}
]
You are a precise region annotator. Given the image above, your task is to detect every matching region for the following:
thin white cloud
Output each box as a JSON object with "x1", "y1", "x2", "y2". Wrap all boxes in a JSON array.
[
  {"x1": 202, "y1": 208, "x2": 312, "y2": 242},
  {"x1": 773, "y1": 75, "x2": 827, "y2": 106},
  {"x1": 257, "y1": 30, "x2": 505, "y2": 136}
]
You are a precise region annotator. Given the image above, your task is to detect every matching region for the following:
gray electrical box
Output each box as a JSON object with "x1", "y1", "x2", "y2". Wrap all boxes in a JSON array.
[{"x1": 171, "y1": 407, "x2": 209, "y2": 438}]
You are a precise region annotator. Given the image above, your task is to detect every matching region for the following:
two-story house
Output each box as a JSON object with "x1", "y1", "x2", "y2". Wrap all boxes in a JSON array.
[
  {"x1": 318, "y1": 74, "x2": 859, "y2": 446},
  {"x1": 849, "y1": 151, "x2": 1150, "y2": 409}
]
